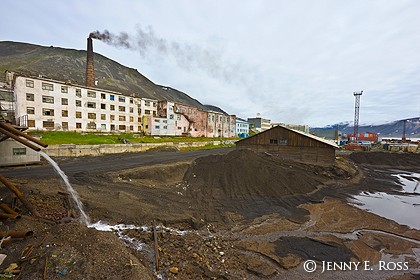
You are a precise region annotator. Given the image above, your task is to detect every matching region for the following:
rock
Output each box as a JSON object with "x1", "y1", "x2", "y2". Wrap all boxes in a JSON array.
[
  {"x1": 5, "y1": 263, "x2": 18, "y2": 272},
  {"x1": 169, "y1": 267, "x2": 179, "y2": 274},
  {"x1": 0, "y1": 254, "x2": 6, "y2": 265}
]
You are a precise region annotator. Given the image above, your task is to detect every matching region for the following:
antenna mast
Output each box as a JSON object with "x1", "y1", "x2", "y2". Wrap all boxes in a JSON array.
[{"x1": 353, "y1": 90, "x2": 363, "y2": 141}]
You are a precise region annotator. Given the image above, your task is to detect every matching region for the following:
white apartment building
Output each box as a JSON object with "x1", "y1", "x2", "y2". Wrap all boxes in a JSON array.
[{"x1": 13, "y1": 76, "x2": 157, "y2": 133}]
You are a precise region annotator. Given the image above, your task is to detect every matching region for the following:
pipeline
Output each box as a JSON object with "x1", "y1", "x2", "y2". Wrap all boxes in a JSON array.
[
  {"x1": 0, "y1": 127, "x2": 41, "y2": 151},
  {"x1": 0, "y1": 175, "x2": 40, "y2": 217},
  {"x1": 0, "y1": 122, "x2": 48, "y2": 148}
]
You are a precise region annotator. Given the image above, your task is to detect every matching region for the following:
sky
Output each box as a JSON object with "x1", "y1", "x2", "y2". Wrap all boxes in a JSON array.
[{"x1": 3, "y1": 0, "x2": 420, "y2": 127}]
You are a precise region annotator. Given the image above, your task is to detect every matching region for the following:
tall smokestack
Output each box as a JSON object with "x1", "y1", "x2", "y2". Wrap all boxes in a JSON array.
[{"x1": 86, "y1": 37, "x2": 95, "y2": 87}]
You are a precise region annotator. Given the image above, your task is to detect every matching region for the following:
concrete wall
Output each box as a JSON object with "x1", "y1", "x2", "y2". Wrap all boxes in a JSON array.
[
  {"x1": 43, "y1": 140, "x2": 236, "y2": 157},
  {"x1": 0, "y1": 138, "x2": 40, "y2": 166}
]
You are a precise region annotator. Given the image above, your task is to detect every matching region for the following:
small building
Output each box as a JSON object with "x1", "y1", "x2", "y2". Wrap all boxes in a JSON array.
[
  {"x1": 248, "y1": 117, "x2": 271, "y2": 132},
  {"x1": 236, "y1": 117, "x2": 249, "y2": 138},
  {"x1": 235, "y1": 125, "x2": 339, "y2": 166},
  {"x1": 0, "y1": 138, "x2": 40, "y2": 166}
]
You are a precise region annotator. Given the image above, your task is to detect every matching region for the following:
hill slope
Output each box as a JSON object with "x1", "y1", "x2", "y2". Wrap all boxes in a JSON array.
[{"x1": 0, "y1": 41, "x2": 206, "y2": 109}]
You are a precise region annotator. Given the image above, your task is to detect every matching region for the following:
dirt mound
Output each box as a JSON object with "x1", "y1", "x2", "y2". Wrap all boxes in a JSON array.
[
  {"x1": 183, "y1": 149, "x2": 347, "y2": 221},
  {"x1": 348, "y1": 151, "x2": 420, "y2": 168}
]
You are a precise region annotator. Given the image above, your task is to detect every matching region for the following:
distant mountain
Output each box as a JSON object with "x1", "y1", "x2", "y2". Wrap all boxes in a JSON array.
[
  {"x1": 0, "y1": 41, "x2": 207, "y2": 110},
  {"x1": 312, "y1": 117, "x2": 420, "y2": 138}
]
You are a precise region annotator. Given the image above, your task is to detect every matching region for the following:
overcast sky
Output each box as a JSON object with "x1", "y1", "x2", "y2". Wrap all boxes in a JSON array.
[{"x1": 3, "y1": 1, "x2": 420, "y2": 127}]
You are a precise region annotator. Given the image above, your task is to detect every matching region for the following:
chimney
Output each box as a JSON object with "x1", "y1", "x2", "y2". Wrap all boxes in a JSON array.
[{"x1": 86, "y1": 37, "x2": 95, "y2": 87}]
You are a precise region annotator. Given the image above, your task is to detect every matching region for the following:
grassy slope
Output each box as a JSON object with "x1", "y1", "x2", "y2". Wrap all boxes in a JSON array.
[{"x1": 29, "y1": 131, "x2": 237, "y2": 145}]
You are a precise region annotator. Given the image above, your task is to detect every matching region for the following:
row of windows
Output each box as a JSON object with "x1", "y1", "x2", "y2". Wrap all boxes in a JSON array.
[
  {"x1": 26, "y1": 79, "x2": 157, "y2": 106},
  {"x1": 35, "y1": 120, "x2": 138, "y2": 131}
]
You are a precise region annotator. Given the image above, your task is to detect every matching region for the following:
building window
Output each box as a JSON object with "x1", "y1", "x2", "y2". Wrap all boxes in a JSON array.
[
  {"x1": 62, "y1": 110, "x2": 68, "y2": 117},
  {"x1": 27, "y1": 107, "x2": 35, "y2": 114},
  {"x1": 169, "y1": 114, "x2": 174, "y2": 119},
  {"x1": 152, "y1": 102, "x2": 157, "y2": 107},
  {"x1": 101, "y1": 124, "x2": 106, "y2": 130},
  {"x1": 61, "y1": 98, "x2": 68, "y2": 105},
  {"x1": 42, "y1": 82, "x2": 53, "y2": 91},
  {"x1": 129, "y1": 116, "x2": 134, "y2": 122},
  {"x1": 76, "y1": 100, "x2": 82, "y2": 107},
  {"x1": 145, "y1": 101, "x2": 150, "y2": 106},
  {"x1": 118, "y1": 96, "x2": 125, "y2": 102},
  {"x1": 87, "y1": 91, "x2": 96, "y2": 98},
  {"x1": 177, "y1": 115, "x2": 181, "y2": 120},
  {"x1": 138, "y1": 107, "x2": 142, "y2": 114},
  {"x1": 42, "y1": 108, "x2": 54, "y2": 116},
  {"x1": 26, "y1": 79, "x2": 34, "y2": 88},
  {"x1": 76, "y1": 88, "x2": 82, "y2": 98},
  {"x1": 26, "y1": 93, "x2": 34, "y2": 101},
  {"x1": 28, "y1": 120, "x2": 35, "y2": 127},
  {"x1": 110, "y1": 115, "x2": 115, "y2": 121},
  {"x1": 118, "y1": 125, "x2": 126, "y2": 130},
  {"x1": 155, "y1": 119, "x2": 160, "y2": 123},
  {"x1": 177, "y1": 126, "x2": 182, "y2": 130},
  {"x1": 61, "y1": 86, "x2": 68, "y2": 93},
  {"x1": 42, "y1": 96, "x2": 54, "y2": 103},
  {"x1": 138, "y1": 117, "x2": 142, "y2": 122},
  {"x1": 188, "y1": 109, "x2": 191, "y2": 114},
  {"x1": 88, "y1": 113, "x2": 96, "y2": 119},
  {"x1": 110, "y1": 95, "x2": 115, "y2": 101},
  {"x1": 62, "y1": 122, "x2": 69, "y2": 130},
  {"x1": 145, "y1": 110, "x2": 150, "y2": 115},
  {"x1": 101, "y1": 93, "x2": 106, "y2": 99},
  {"x1": 87, "y1": 122, "x2": 96, "y2": 129},
  {"x1": 101, "y1": 114, "x2": 106, "y2": 120},
  {"x1": 163, "y1": 126, "x2": 167, "y2": 129},
  {"x1": 130, "y1": 98, "x2": 134, "y2": 104},
  {"x1": 13, "y1": 148, "x2": 27, "y2": 155},
  {"x1": 76, "y1": 123, "x2": 82, "y2": 129},
  {"x1": 76, "y1": 111, "x2": 82, "y2": 118},
  {"x1": 163, "y1": 120, "x2": 167, "y2": 123},
  {"x1": 110, "y1": 105, "x2": 115, "y2": 111},
  {"x1": 119, "y1": 115, "x2": 126, "y2": 121},
  {"x1": 87, "y1": 102, "x2": 96, "y2": 108},
  {"x1": 101, "y1": 103, "x2": 106, "y2": 109},
  {"x1": 155, "y1": 125, "x2": 160, "y2": 129},
  {"x1": 119, "y1": 106, "x2": 125, "y2": 112},
  {"x1": 129, "y1": 107, "x2": 134, "y2": 113},
  {"x1": 43, "y1": 121, "x2": 54, "y2": 128}
]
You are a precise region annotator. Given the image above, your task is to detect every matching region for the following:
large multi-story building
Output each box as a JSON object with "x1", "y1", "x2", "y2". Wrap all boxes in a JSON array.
[
  {"x1": 248, "y1": 116, "x2": 271, "y2": 132},
  {"x1": 12, "y1": 75, "x2": 158, "y2": 133}
]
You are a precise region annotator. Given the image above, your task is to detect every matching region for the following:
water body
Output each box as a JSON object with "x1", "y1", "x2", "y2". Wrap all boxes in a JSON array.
[
  {"x1": 350, "y1": 172, "x2": 420, "y2": 229},
  {"x1": 39, "y1": 151, "x2": 90, "y2": 225}
]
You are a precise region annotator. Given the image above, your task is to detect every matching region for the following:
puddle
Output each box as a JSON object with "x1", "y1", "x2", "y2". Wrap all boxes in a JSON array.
[{"x1": 350, "y1": 172, "x2": 420, "y2": 230}]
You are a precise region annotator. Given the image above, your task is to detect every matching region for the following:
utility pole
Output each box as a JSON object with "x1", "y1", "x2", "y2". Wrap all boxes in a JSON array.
[
  {"x1": 353, "y1": 91, "x2": 363, "y2": 142},
  {"x1": 402, "y1": 119, "x2": 407, "y2": 142}
]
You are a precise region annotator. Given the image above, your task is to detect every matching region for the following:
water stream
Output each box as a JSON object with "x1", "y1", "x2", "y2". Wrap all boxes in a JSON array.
[{"x1": 39, "y1": 151, "x2": 90, "y2": 225}]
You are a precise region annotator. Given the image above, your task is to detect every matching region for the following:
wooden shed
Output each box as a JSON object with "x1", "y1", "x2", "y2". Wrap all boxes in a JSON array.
[{"x1": 235, "y1": 125, "x2": 339, "y2": 166}]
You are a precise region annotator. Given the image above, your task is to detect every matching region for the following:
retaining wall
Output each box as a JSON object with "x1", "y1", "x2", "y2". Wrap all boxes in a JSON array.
[{"x1": 44, "y1": 140, "x2": 235, "y2": 157}]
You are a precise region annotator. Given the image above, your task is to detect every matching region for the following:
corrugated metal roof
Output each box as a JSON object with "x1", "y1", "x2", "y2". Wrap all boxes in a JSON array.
[{"x1": 237, "y1": 124, "x2": 339, "y2": 149}]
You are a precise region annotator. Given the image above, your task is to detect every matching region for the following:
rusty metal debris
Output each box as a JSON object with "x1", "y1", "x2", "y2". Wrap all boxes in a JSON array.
[
  {"x1": 0, "y1": 175, "x2": 40, "y2": 217},
  {"x1": 153, "y1": 221, "x2": 160, "y2": 272}
]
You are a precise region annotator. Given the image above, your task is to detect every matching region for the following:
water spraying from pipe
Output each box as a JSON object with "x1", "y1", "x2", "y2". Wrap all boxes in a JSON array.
[{"x1": 38, "y1": 151, "x2": 90, "y2": 225}]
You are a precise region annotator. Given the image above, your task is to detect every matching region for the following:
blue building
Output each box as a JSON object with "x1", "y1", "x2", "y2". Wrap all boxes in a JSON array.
[{"x1": 236, "y1": 117, "x2": 249, "y2": 138}]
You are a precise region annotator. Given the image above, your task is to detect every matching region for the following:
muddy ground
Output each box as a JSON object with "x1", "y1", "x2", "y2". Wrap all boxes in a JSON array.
[{"x1": 0, "y1": 149, "x2": 420, "y2": 279}]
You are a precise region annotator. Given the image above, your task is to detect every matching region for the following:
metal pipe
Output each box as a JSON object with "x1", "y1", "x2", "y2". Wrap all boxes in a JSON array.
[
  {"x1": 0, "y1": 231, "x2": 33, "y2": 238},
  {"x1": 0, "y1": 203, "x2": 18, "y2": 215},
  {"x1": 0, "y1": 122, "x2": 48, "y2": 148},
  {"x1": 0, "y1": 213, "x2": 21, "y2": 219},
  {"x1": 0, "y1": 127, "x2": 41, "y2": 151},
  {"x1": 0, "y1": 175, "x2": 40, "y2": 217}
]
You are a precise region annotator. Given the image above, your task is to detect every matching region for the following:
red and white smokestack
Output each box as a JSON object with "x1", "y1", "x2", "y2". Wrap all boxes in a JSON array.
[{"x1": 86, "y1": 36, "x2": 95, "y2": 87}]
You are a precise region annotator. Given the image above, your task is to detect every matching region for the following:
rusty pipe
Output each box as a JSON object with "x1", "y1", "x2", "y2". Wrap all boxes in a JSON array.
[
  {"x1": 0, "y1": 175, "x2": 40, "y2": 217},
  {"x1": 0, "y1": 203, "x2": 19, "y2": 215},
  {"x1": 0, "y1": 231, "x2": 33, "y2": 238},
  {"x1": 0, "y1": 122, "x2": 48, "y2": 148},
  {"x1": 0, "y1": 127, "x2": 41, "y2": 151},
  {"x1": 0, "y1": 213, "x2": 21, "y2": 219}
]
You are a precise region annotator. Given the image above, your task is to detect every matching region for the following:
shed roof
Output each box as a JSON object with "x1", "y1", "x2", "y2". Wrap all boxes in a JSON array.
[{"x1": 237, "y1": 124, "x2": 339, "y2": 149}]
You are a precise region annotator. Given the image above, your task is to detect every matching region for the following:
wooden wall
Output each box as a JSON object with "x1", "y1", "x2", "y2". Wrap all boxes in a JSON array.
[{"x1": 236, "y1": 126, "x2": 336, "y2": 165}]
